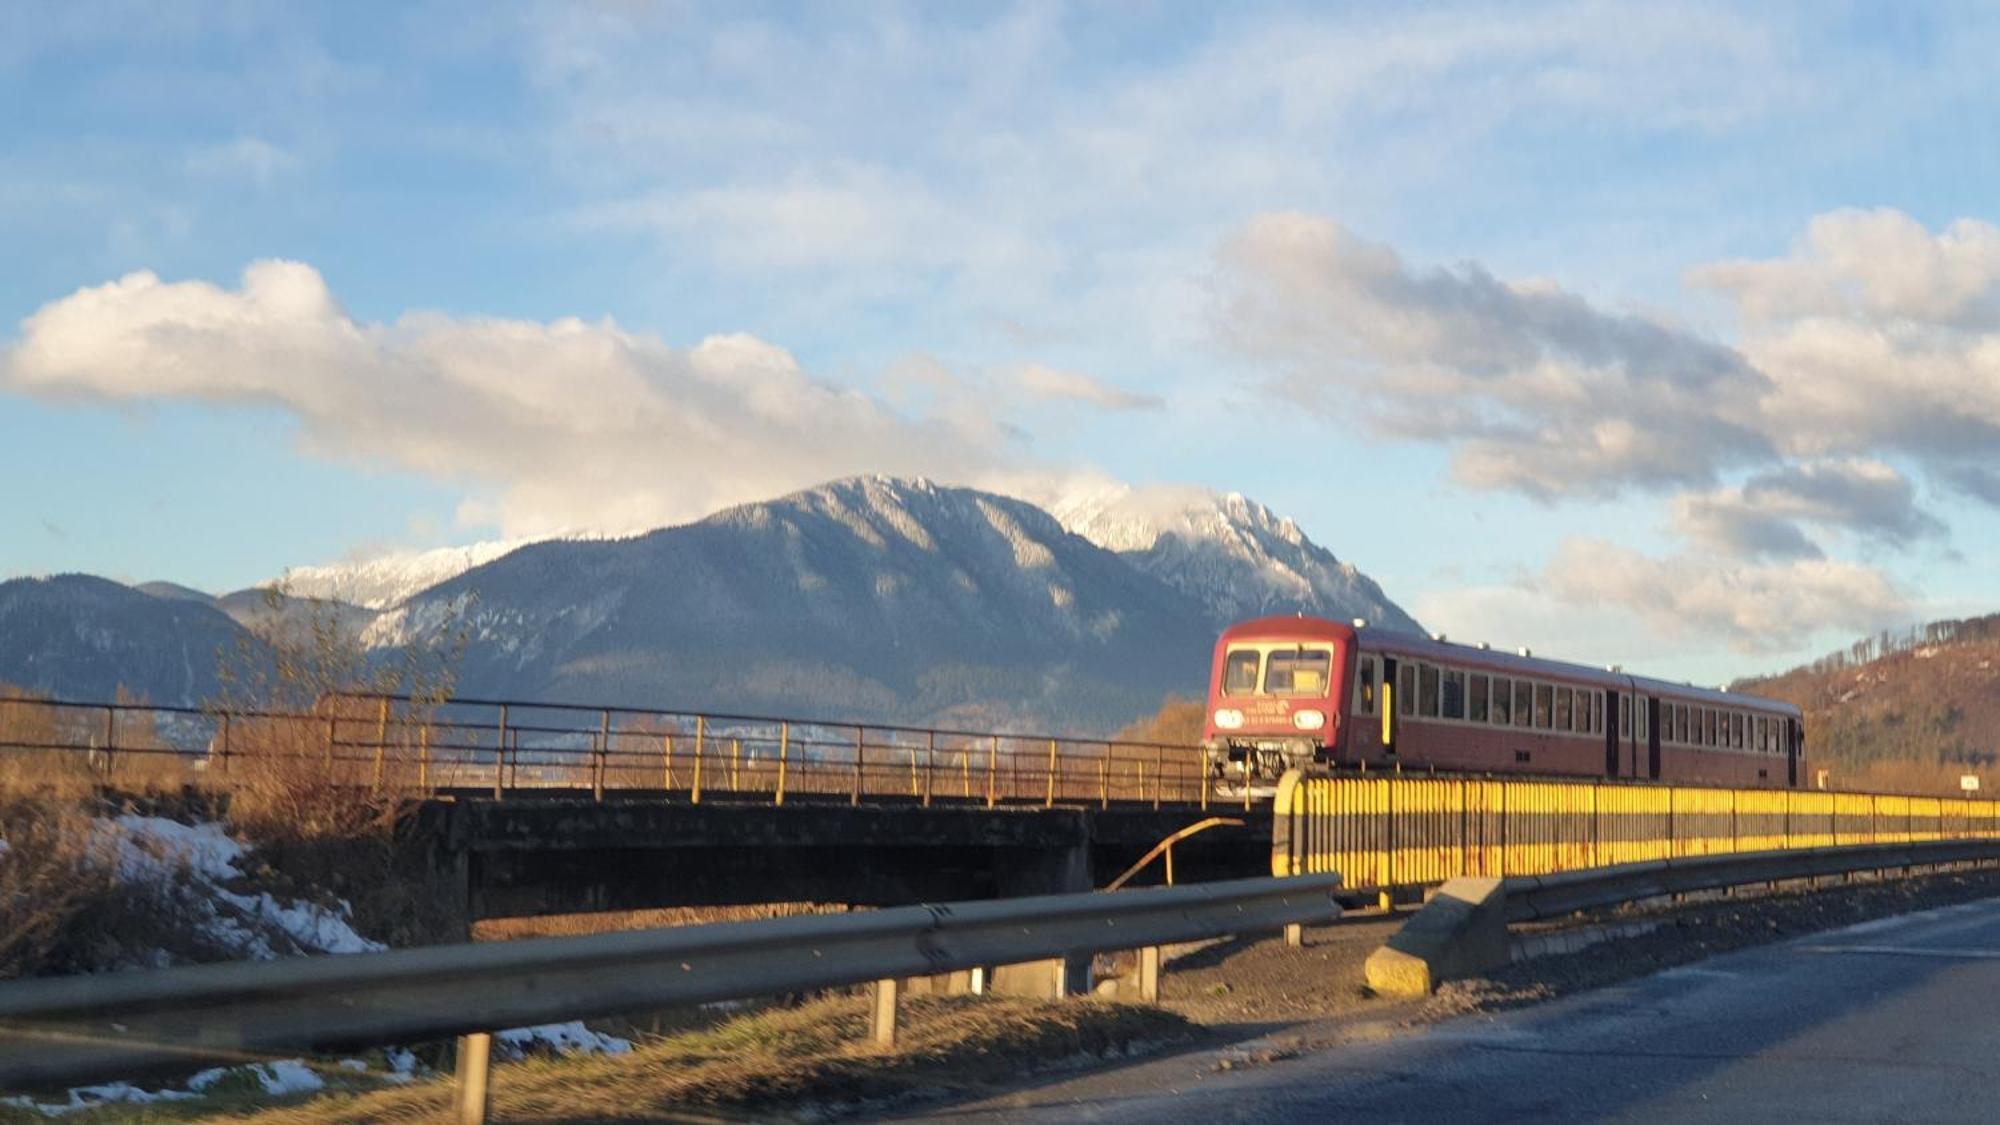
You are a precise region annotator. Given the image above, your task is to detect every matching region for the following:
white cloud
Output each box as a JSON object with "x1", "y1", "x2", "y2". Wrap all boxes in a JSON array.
[
  {"x1": 1691, "y1": 209, "x2": 2000, "y2": 500},
  {"x1": 1542, "y1": 538, "x2": 1908, "y2": 653},
  {"x1": 1672, "y1": 459, "x2": 1945, "y2": 559},
  {"x1": 184, "y1": 136, "x2": 301, "y2": 184},
  {"x1": 1216, "y1": 212, "x2": 1772, "y2": 498},
  {"x1": 2, "y1": 261, "x2": 1011, "y2": 538},
  {"x1": 1015, "y1": 364, "x2": 1162, "y2": 411}
]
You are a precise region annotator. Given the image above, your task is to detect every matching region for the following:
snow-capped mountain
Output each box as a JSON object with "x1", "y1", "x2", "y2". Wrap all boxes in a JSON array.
[
  {"x1": 1, "y1": 476, "x2": 1422, "y2": 730},
  {"x1": 375, "y1": 476, "x2": 1215, "y2": 728},
  {"x1": 279, "y1": 539, "x2": 538, "y2": 609},
  {"x1": 1050, "y1": 481, "x2": 1424, "y2": 635}
]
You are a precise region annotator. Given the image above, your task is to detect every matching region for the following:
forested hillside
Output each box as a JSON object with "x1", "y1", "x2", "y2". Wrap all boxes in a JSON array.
[{"x1": 1737, "y1": 616, "x2": 2000, "y2": 793}]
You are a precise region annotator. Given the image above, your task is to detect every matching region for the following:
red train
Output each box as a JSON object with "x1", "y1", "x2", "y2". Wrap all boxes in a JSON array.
[{"x1": 1201, "y1": 616, "x2": 1805, "y2": 790}]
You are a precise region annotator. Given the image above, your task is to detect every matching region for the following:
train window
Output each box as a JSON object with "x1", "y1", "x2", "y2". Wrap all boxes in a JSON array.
[
  {"x1": 1266, "y1": 648, "x2": 1332, "y2": 696},
  {"x1": 1591, "y1": 693, "x2": 1604, "y2": 735},
  {"x1": 1534, "y1": 683, "x2": 1554, "y2": 729},
  {"x1": 1732, "y1": 713, "x2": 1745, "y2": 750},
  {"x1": 1442, "y1": 669, "x2": 1466, "y2": 720},
  {"x1": 1354, "y1": 656, "x2": 1378, "y2": 716},
  {"x1": 1706, "y1": 709, "x2": 1718, "y2": 747},
  {"x1": 1491, "y1": 677, "x2": 1512, "y2": 725},
  {"x1": 1399, "y1": 663, "x2": 1417, "y2": 716},
  {"x1": 1619, "y1": 696, "x2": 1630, "y2": 738},
  {"x1": 1554, "y1": 687, "x2": 1573, "y2": 732},
  {"x1": 1222, "y1": 649, "x2": 1261, "y2": 696},
  {"x1": 1756, "y1": 716, "x2": 1769, "y2": 753},
  {"x1": 1675, "y1": 705, "x2": 1688, "y2": 744},
  {"x1": 1470, "y1": 675, "x2": 1489, "y2": 723},
  {"x1": 1514, "y1": 680, "x2": 1534, "y2": 728},
  {"x1": 1418, "y1": 664, "x2": 1440, "y2": 718}
]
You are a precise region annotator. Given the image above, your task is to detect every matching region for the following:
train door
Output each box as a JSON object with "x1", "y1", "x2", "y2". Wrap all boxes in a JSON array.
[
  {"x1": 1646, "y1": 697, "x2": 1663, "y2": 780},
  {"x1": 1381, "y1": 657, "x2": 1399, "y2": 757},
  {"x1": 1604, "y1": 689, "x2": 1620, "y2": 777},
  {"x1": 1787, "y1": 718, "x2": 1802, "y2": 788}
]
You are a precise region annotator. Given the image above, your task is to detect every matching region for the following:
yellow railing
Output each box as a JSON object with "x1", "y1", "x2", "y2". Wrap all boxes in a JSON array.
[{"x1": 1272, "y1": 770, "x2": 2000, "y2": 891}]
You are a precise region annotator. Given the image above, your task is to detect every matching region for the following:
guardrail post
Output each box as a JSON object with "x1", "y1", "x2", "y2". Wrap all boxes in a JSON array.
[
  {"x1": 1153, "y1": 744, "x2": 1165, "y2": 810},
  {"x1": 1139, "y1": 945, "x2": 1162, "y2": 1002},
  {"x1": 454, "y1": 1031, "x2": 492, "y2": 1125},
  {"x1": 986, "y1": 735, "x2": 999, "y2": 808},
  {"x1": 691, "y1": 720, "x2": 704, "y2": 805},
  {"x1": 870, "y1": 978, "x2": 900, "y2": 1048},
  {"x1": 1284, "y1": 922, "x2": 1304, "y2": 948},
  {"x1": 775, "y1": 722, "x2": 789, "y2": 806},
  {"x1": 1046, "y1": 739, "x2": 1058, "y2": 807}
]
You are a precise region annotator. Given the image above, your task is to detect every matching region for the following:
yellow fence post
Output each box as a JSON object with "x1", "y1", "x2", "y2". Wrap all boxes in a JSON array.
[
  {"x1": 372, "y1": 697, "x2": 390, "y2": 792},
  {"x1": 853, "y1": 727, "x2": 865, "y2": 807},
  {"x1": 691, "y1": 718, "x2": 704, "y2": 805},
  {"x1": 776, "y1": 722, "x2": 789, "y2": 806},
  {"x1": 986, "y1": 735, "x2": 998, "y2": 808},
  {"x1": 924, "y1": 730, "x2": 936, "y2": 807},
  {"x1": 1046, "y1": 739, "x2": 1059, "y2": 807}
]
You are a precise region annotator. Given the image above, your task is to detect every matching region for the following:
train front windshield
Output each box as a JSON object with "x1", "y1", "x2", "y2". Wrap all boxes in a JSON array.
[{"x1": 1220, "y1": 645, "x2": 1334, "y2": 697}]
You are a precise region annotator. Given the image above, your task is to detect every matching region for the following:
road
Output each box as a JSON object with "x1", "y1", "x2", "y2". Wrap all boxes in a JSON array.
[{"x1": 910, "y1": 896, "x2": 2000, "y2": 1124}]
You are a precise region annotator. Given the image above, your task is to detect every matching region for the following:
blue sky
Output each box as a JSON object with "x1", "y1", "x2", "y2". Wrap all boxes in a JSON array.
[{"x1": 4, "y1": 1, "x2": 1999, "y2": 684}]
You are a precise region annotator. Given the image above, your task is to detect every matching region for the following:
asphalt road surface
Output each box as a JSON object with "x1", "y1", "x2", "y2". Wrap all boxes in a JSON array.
[{"x1": 912, "y1": 896, "x2": 2000, "y2": 1123}]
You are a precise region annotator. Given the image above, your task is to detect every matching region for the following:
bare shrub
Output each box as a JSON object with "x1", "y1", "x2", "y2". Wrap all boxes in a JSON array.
[
  {"x1": 203, "y1": 586, "x2": 472, "y2": 947},
  {"x1": 212, "y1": 586, "x2": 468, "y2": 844},
  {"x1": 1116, "y1": 694, "x2": 1206, "y2": 747}
]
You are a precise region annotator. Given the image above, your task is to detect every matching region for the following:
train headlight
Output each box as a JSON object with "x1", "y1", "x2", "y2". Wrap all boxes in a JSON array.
[
  {"x1": 1292, "y1": 709, "x2": 1327, "y2": 731},
  {"x1": 1213, "y1": 708, "x2": 1244, "y2": 730}
]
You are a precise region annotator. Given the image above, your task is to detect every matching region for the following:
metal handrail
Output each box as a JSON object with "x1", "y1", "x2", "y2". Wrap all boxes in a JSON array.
[
  {"x1": 0, "y1": 692, "x2": 1216, "y2": 809},
  {"x1": 0, "y1": 873, "x2": 1342, "y2": 1090}
]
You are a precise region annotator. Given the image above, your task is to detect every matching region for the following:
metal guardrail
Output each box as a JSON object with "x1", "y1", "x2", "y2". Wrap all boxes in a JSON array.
[
  {"x1": 0, "y1": 692, "x2": 1230, "y2": 810},
  {"x1": 1502, "y1": 839, "x2": 2000, "y2": 922},
  {"x1": 1273, "y1": 770, "x2": 2000, "y2": 899},
  {"x1": 1362, "y1": 836, "x2": 2000, "y2": 997},
  {"x1": 0, "y1": 873, "x2": 1341, "y2": 1092}
]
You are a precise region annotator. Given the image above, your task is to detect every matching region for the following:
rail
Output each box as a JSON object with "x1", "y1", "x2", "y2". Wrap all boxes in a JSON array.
[
  {"x1": 0, "y1": 873, "x2": 1342, "y2": 1098},
  {"x1": 0, "y1": 692, "x2": 1231, "y2": 810},
  {"x1": 1363, "y1": 837, "x2": 2000, "y2": 996},
  {"x1": 1273, "y1": 770, "x2": 2000, "y2": 900},
  {"x1": 1502, "y1": 839, "x2": 2000, "y2": 922}
]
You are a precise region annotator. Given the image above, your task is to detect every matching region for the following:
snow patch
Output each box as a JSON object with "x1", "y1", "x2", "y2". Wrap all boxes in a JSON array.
[
  {"x1": 497, "y1": 1021, "x2": 633, "y2": 1057},
  {"x1": 108, "y1": 815, "x2": 386, "y2": 958}
]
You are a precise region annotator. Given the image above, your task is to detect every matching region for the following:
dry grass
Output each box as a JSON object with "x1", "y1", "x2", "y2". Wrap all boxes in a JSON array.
[
  {"x1": 234, "y1": 993, "x2": 1190, "y2": 1124},
  {"x1": 476, "y1": 903, "x2": 853, "y2": 942}
]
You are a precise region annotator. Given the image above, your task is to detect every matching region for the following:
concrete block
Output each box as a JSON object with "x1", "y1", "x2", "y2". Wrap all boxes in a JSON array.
[
  {"x1": 988, "y1": 957, "x2": 1072, "y2": 999},
  {"x1": 1364, "y1": 877, "x2": 1508, "y2": 997}
]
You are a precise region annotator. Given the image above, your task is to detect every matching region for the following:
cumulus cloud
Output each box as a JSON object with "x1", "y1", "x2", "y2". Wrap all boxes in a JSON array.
[
  {"x1": 2, "y1": 260, "x2": 1010, "y2": 537},
  {"x1": 1543, "y1": 539, "x2": 1909, "y2": 654},
  {"x1": 1015, "y1": 365, "x2": 1162, "y2": 411},
  {"x1": 1672, "y1": 459, "x2": 1945, "y2": 559},
  {"x1": 1691, "y1": 209, "x2": 2000, "y2": 503},
  {"x1": 1216, "y1": 212, "x2": 1773, "y2": 499}
]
